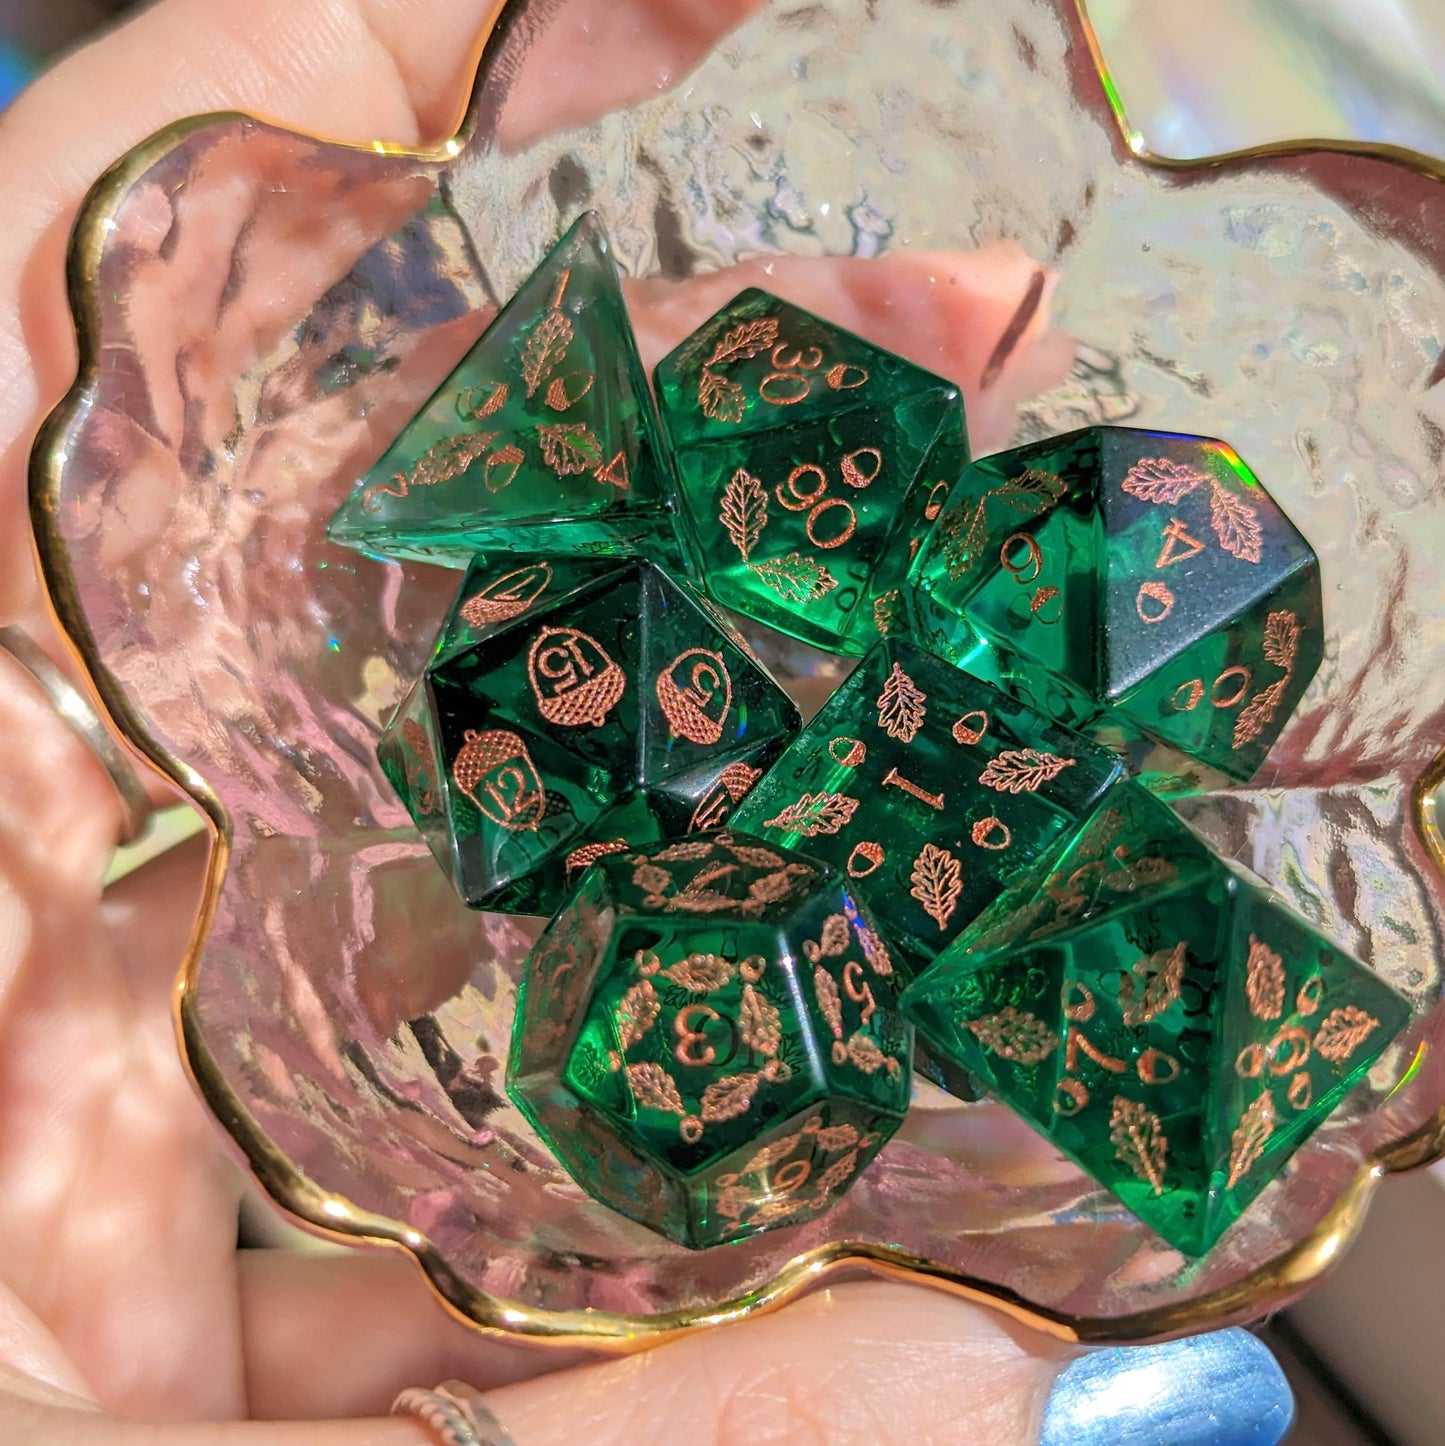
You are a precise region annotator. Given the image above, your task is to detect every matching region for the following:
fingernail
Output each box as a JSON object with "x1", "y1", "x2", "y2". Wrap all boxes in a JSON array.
[{"x1": 1039, "y1": 1328, "x2": 1295, "y2": 1446}]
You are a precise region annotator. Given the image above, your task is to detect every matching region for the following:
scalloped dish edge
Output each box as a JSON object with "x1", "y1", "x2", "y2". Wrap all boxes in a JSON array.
[{"x1": 23, "y1": 0, "x2": 1445, "y2": 1348}]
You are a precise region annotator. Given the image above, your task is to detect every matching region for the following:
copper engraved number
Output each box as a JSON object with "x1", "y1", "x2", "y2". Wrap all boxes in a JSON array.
[
  {"x1": 528, "y1": 627, "x2": 626, "y2": 729},
  {"x1": 1000, "y1": 532, "x2": 1044, "y2": 585},
  {"x1": 674, "y1": 1005, "x2": 724, "y2": 1068},
  {"x1": 759, "y1": 341, "x2": 823, "y2": 405}
]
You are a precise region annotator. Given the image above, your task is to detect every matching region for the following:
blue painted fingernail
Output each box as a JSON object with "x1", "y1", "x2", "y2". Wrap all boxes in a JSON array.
[{"x1": 1039, "y1": 1328, "x2": 1295, "y2": 1446}]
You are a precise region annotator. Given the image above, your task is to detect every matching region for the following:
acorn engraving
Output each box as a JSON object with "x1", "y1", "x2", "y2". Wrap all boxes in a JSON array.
[
  {"x1": 459, "y1": 562, "x2": 553, "y2": 628},
  {"x1": 451, "y1": 728, "x2": 546, "y2": 830},
  {"x1": 688, "y1": 760, "x2": 763, "y2": 833},
  {"x1": 527, "y1": 626, "x2": 626, "y2": 729},
  {"x1": 656, "y1": 648, "x2": 733, "y2": 745}
]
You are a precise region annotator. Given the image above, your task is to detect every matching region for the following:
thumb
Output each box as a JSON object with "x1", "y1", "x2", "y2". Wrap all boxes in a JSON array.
[
  {"x1": 6, "y1": 1282, "x2": 1068, "y2": 1445},
  {"x1": 482, "y1": 1282, "x2": 1066, "y2": 1445}
]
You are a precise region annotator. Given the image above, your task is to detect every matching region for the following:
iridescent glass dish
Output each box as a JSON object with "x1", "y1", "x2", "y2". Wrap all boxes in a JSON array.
[{"x1": 33, "y1": 0, "x2": 1445, "y2": 1346}]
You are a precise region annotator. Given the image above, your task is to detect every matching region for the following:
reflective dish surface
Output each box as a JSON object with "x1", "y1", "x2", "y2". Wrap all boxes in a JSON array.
[{"x1": 34, "y1": 0, "x2": 1445, "y2": 1344}]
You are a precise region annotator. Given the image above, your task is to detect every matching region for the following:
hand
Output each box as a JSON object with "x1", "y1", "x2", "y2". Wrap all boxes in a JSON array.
[{"x1": 0, "y1": 2, "x2": 1295, "y2": 1442}]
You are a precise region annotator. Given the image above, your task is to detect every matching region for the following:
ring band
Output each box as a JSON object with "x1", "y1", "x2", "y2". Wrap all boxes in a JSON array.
[
  {"x1": 0, "y1": 625, "x2": 154, "y2": 844},
  {"x1": 391, "y1": 1380, "x2": 516, "y2": 1446}
]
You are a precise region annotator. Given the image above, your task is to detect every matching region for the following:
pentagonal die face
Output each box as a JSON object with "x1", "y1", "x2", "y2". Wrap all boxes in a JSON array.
[
  {"x1": 507, "y1": 834, "x2": 913, "y2": 1248},
  {"x1": 377, "y1": 558, "x2": 800, "y2": 914},
  {"x1": 907, "y1": 426, "x2": 1323, "y2": 782},
  {"x1": 656, "y1": 288, "x2": 967, "y2": 655}
]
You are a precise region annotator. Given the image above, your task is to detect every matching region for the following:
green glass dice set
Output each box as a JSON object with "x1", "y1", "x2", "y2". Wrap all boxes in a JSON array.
[{"x1": 330, "y1": 214, "x2": 1411, "y2": 1255}]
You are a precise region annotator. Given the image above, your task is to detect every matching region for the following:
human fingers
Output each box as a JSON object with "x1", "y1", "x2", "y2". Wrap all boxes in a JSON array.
[
  {"x1": 3, "y1": 1278, "x2": 1067, "y2": 1444},
  {"x1": 629, "y1": 241, "x2": 1074, "y2": 453},
  {"x1": 0, "y1": 811, "x2": 243, "y2": 1418},
  {"x1": 0, "y1": 0, "x2": 766, "y2": 621},
  {"x1": 240, "y1": 1252, "x2": 589, "y2": 1421},
  {"x1": 488, "y1": 1280, "x2": 1067, "y2": 1446}
]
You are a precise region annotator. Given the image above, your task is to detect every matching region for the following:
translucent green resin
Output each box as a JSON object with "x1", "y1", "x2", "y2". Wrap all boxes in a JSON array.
[
  {"x1": 379, "y1": 559, "x2": 800, "y2": 914},
  {"x1": 905, "y1": 426, "x2": 1323, "y2": 782},
  {"x1": 731, "y1": 639, "x2": 1123, "y2": 982},
  {"x1": 506, "y1": 833, "x2": 913, "y2": 1247},
  {"x1": 330, "y1": 213, "x2": 680, "y2": 567},
  {"x1": 655, "y1": 289, "x2": 967, "y2": 655},
  {"x1": 902, "y1": 780, "x2": 1412, "y2": 1255}
]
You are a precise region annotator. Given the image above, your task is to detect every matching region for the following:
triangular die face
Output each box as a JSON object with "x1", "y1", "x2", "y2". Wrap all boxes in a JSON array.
[
  {"x1": 905, "y1": 853, "x2": 1239, "y2": 1254},
  {"x1": 654, "y1": 286, "x2": 958, "y2": 444},
  {"x1": 1098, "y1": 428, "x2": 1318, "y2": 698},
  {"x1": 636, "y1": 566, "x2": 802, "y2": 786},
  {"x1": 947, "y1": 780, "x2": 1219, "y2": 962},
  {"x1": 844, "y1": 385, "x2": 970, "y2": 653},
  {"x1": 329, "y1": 213, "x2": 674, "y2": 565},
  {"x1": 434, "y1": 556, "x2": 634, "y2": 662},
  {"x1": 914, "y1": 426, "x2": 1101, "y2": 613},
  {"x1": 433, "y1": 562, "x2": 648, "y2": 791},
  {"x1": 1205, "y1": 882, "x2": 1412, "y2": 1245},
  {"x1": 1112, "y1": 557, "x2": 1324, "y2": 781},
  {"x1": 643, "y1": 738, "x2": 786, "y2": 836}
]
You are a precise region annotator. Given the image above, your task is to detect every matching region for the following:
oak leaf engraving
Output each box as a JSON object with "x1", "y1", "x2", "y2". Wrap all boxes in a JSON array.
[
  {"x1": 402, "y1": 430, "x2": 499, "y2": 496},
  {"x1": 698, "y1": 368, "x2": 745, "y2": 423},
  {"x1": 537, "y1": 421, "x2": 603, "y2": 476},
  {"x1": 721, "y1": 469, "x2": 768, "y2": 561},
  {"x1": 1226, "y1": 1090, "x2": 1276, "y2": 1188},
  {"x1": 845, "y1": 1032, "x2": 891, "y2": 1074},
  {"x1": 815, "y1": 1150, "x2": 861, "y2": 1194},
  {"x1": 699, "y1": 1071, "x2": 764, "y2": 1123},
  {"x1": 876, "y1": 662, "x2": 928, "y2": 742},
  {"x1": 804, "y1": 913, "x2": 851, "y2": 963},
  {"x1": 650, "y1": 840, "x2": 717, "y2": 863},
  {"x1": 664, "y1": 888, "x2": 739, "y2": 915},
  {"x1": 1232, "y1": 678, "x2": 1289, "y2": 750},
  {"x1": 521, "y1": 309, "x2": 574, "y2": 397},
  {"x1": 1109, "y1": 1095, "x2": 1169, "y2": 1195},
  {"x1": 741, "y1": 1131, "x2": 803, "y2": 1174},
  {"x1": 713, "y1": 1185, "x2": 751, "y2": 1222},
  {"x1": 1262, "y1": 610, "x2": 1301, "y2": 671},
  {"x1": 762, "y1": 791, "x2": 860, "y2": 836},
  {"x1": 978, "y1": 748, "x2": 1076, "y2": 795},
  {"x1": 813, "y1": 1123, "x2": 861, "y2": 1152},
  {"x1": 813, "y1": 967, "x2": 843, "y2": 1038},
  {"x1": 855, "y1": 922, "x2": 895, "y2": 977},
  {"x1": 706, "y1": 317, "x2": 780, "y2": 368},
  {"x1": 740, "y1": 984, "x2": 783, "y2": 1058},
  {"x1": 939, "y1": 469, "x2": 1065, "y2": 581},
  {"x1": 627, "y1": 1062, "x2": 685, "y2": 1115},
  {"x1": 1121, "y1": 457, "x2": 1206, "y2": 505},
  {"x1": 749, "y1": 552, "x2": 838, "y2": 602},
  {"x1": 1209, "y1": 479, "x2": 1264, "y2": 563},
  {"x1": 965, "y1": 1007, "x2": 1058, "y2": 1064},
  {"x1": 724, "y1": 842, "x2": 787, "y2": 869},
  {"x1": 615, "y1": 980, "x2": 660, "y2": 1049},
  {"x1": 1245, "y1": 935, "x2": 1286, "y2": 1021},
  {"x1": 661, "y1": 953, "x2": 736, "y2": 993},
  {"x1": 1120, "y1": 942, "x2": 1188, "y2": 1026},
  {"x1": 910, "y1": 843, "x2": 963, "y2": 931},
  {"x1": 1314, "y1": 1005, "x2": 1381, "y2": 1063},
  {"x1": 632, "y1": 862, "x2": 672, "y2": 898},
  {"x1": 747, "y1": 870, "x2": 799, "y2": 907}
]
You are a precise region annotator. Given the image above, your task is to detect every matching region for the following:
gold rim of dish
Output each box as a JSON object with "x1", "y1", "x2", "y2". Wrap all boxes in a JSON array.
[{"x1": 25, "y1": 0, "x2": 1445, "y2": 1350}]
